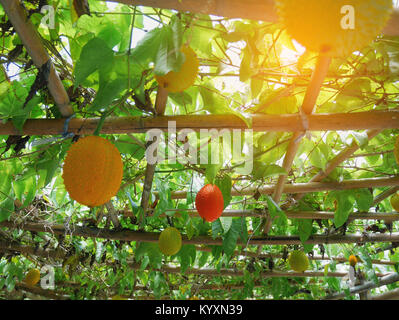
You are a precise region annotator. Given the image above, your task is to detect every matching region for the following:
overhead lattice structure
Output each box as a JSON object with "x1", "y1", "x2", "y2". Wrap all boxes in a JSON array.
[{"x1": 0, "y1": 0, "x2": 399, "y2": 301}]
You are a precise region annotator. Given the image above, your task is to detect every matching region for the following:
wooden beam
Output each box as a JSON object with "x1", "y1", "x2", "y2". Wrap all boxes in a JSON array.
[
  {"x1": 103, "y1": 0, "x2": 399, "y2": 37},
  {"x1": 1, "y1": 111, "x2": 399, "y2": 135}
]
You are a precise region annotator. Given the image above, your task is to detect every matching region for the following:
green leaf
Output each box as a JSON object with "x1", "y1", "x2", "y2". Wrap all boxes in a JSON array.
[
  {"x1": 74, "y1": 37, "x2": 115, "y2": 86},
  {"x1": 178, "y1": 245, "x2": 196, "y2": 273},
  {"x1": 353, "y1": 189, "x2": 373, "y2": 212},
  {"x1": 331, "y1": 191, "x2": 355, "y2": 228},
  {"x1": 215, "y1": 175, "x2": 232, "y2": 208},
  {"x1": 135, "y1": 242, "x2": 162, "y2": 269},
  {"x1": 297, "y1": 219, "x2": 313, "y2": 243},
  {"x1": 205, "y1": 164, "x2": 221, "y2": 185},
  {"x1": 253, "y1": 163, "x2": 287, "y2": 180},
  {"x1": 222, "y1": 218, "x2": 242, "y2": 256},
  {"x1": 211, "y1": 219, "x2": 224, "y2": 239}
]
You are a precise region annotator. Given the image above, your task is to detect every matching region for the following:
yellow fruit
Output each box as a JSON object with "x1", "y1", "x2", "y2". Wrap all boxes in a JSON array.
[
  {"x1": 155, "y1": 46, "x2": 199, "y2": 93},
  {"x1": 158, "y1": 227, "x2": 182, "y2": 256},
  {"x1": 275, "y1": 0, "x2": 393, "y2": 57},
  {"x1": 394, "y1": 136, "x2": 399, "y2": 166},
  {"x1": 24, "y1": 268, "x2": 40, "y2": 286},
  {"x1": 348, "y1": 255, "x2": 358, "y2": 267},
  {"x1": 288, "y1": 250, "x2": 309, "y2": 272},
  {"x1": 62, "y1": 136, "x2": 123, "y2": 207},
  {"x1": 390, "y1": 193, "x2": 399, "y2": 212}
]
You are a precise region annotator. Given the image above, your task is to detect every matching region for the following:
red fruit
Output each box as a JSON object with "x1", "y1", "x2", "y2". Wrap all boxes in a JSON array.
[{"x1": 195, "y1": 184, "x2": 224, "y2": 222}]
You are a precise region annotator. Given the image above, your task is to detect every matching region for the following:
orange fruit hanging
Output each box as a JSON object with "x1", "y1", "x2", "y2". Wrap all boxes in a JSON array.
[
  {"x1": 62, "y1": 136, "x2": 123, "y2": 207},
  {"x1": 195, "y1": 184, "x2": 224, "y2": 222},
  {"x1": 155, "y1": 46, "x2": 199, "y2": 93},
  {"x1": 24, "y1": 268, "x2": 40, "y2": 286},
  {"x1": 348, "y1": 255, "x2": 358, "y2": 267}
]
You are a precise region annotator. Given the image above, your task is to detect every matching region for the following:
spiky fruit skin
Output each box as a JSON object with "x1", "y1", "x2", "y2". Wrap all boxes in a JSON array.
[
  {"x1": 195, "y1": 184, "x2": 224, "y2": 222},
  {"x1": 349, "y1": 255, "x2": 358, "y2": 267},
  {"x1": 390, "y1": 193, "x2": 399, "y2": 212},
  {"x1": 394, "y1": 136, "x2": 399, "y2": 166},
  {"x1": 288, "y1": 250, "x2": 309, "y2": 272},
  {"x1": 155, "y1": 46, "x2": 199, "y2": 93},
  {"x1": 25, "y1": 268, "x2": 40, "y2": 286},
  {"x1": 158, "y1": 227, "x2": 182, "y2": 256},
  {"x1": 62, "y1": 136, "x2": 123, "y2": 207},
  {"x1": 275, "y1": 0, "x2": 393, "y2": 57}
]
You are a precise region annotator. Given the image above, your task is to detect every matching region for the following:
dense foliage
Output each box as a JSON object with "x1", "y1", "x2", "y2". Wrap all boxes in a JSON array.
[{"x1": 0, "y1": 0, "x2": 399, "y2": 300}]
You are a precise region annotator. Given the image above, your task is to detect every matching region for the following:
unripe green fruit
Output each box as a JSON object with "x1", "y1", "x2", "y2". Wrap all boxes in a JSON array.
[
  {"x1": 158, "y1": 227, "x2": 182, "y2": 256},
  {"x1": 288, "y1": 250, "x2": 309, "y2": 272}
]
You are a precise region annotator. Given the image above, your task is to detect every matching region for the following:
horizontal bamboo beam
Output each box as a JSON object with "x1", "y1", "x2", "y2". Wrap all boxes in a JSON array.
[
  {"x1": 14, "y1": 283, "x2": 69, "y2": 300},
  {"x1": 129, "y1": 262, "x2": 358, "y2": 279},
  {"x1": 104, "y1": 0, "x2": 399, "y2": 37},
  {"x1": 371, "y1": 288, "x2": 399, "y2": 300},
  {"x1": 1, "y1": 111, "x2": 399, "y2": 135},
  {"x1": 150, "y1": 209, "x2": 399, "y2": 222},
  {"x1": 196, "y1": 247, "x2": 398, "y2": 266},
  {"x1": 0, "y1": 0, "x2": 73, "y2": 118},
  {"x1": 1, "y1": 241, "x2": 395, "y2": 268},
  {"x1": 169, "y1": 175, "x2": 399, "y2": 199},
  {"x1": 324, "y1": 272, "x2": 399, "y2": 300},
  {"x1": 3, "y1": 220, "x2": 399, "y2": 246},
  {"x1": 292, "y1": 129, "x2": 382, "y2": 204}
]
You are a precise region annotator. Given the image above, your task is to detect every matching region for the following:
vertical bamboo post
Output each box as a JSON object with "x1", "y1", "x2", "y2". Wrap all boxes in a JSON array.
[
  {"x1": 140, "y1": 86, "x2": 169, "y2": 215},
  {"x1": 0, "y1": 0, "x2": 73, "y2": 118},
  {"x1": 261, "y1": 54, "x2": 331, "y2": 237}
]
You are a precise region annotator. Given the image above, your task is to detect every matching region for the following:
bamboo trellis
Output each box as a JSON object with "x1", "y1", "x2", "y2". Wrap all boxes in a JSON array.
[
  {"x1": 3, "y1": 220, "x2": 399, "y2": 246},
  {"x1": 1, "y1": 0, "x2": 399, "y2": 300}
]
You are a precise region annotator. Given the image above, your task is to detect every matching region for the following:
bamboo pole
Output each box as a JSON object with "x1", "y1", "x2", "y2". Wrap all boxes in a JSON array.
[
  {"x1": 0, "y1": 0, "x2": 73, "y2": 118},
  {"x1": 3, "y1": 220, "x2": 399, "y2": 246},
  {"x1": 136, "y1": 208, "x2": 399, "y2": 222},
  {"x1": 370, "y1": 288, "x2": 399, "y2": 300},
  {"x1": 1, "y1": 241, "x2": 395, "y2": 268},
  {"x1": 168, "y1": 175, "x2": 399, "y2": 199},
  {"x1": 373, "y1": 186, "x2": 399, "y2": 206},
  {"x1": 103, "y1": 0, "x2": 399, "y2": 36},
  {"x1": 195, "y1": 246, "x2": 398, "y2": 266},
  {"x1": 292, "y1": 129, "x2": 382, "y2": 204},
  {"x1": 270, "y1": 55, "x2": 332, "y2": 215},
  {"x1": 1, "y1": 111, "x2": 399, "y2": 135},
  {"x1": 140, "y1": 87, "x2": 169, "y2": 215},
  {"x1": 324, "y1": 273, "x2": 399, "y2": 300},
  {"x1": 128, "y1": 262, "x2": 350, "y2": 278},
  {"x1": 14, "y1": 283, "x2": 69, "y2": 300}
]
